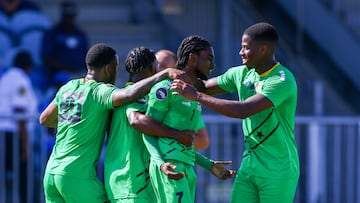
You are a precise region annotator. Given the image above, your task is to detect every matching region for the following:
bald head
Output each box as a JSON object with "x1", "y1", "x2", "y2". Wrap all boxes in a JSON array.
[{"x1": 155, "y1": 49, "x2": 177, "y2": 72}]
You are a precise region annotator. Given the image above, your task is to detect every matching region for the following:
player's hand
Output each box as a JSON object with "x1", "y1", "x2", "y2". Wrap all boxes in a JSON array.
[
  {"x1": 210, "y1": 161, "x2": 236, "y2": 180},
  {"x1": 174, "y1": 130, "x2": 194, "y2": 147},
  {"x1": 165, "y1": 68, "x2": 191, "y2": 84},
  {"x1": 160, "y1": 162, "x2": 185, "y2": 180},
  {"x1": 170, "y1": 79, "x2": 199, "y2": 101}
]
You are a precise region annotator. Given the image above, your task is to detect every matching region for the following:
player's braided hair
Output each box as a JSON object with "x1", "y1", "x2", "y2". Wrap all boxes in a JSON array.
[
  {"x1": 176, "y1": 35, "x2": 211, "y2": 70},
  {"x1": 125, "y1": 47, "x2": 156, "y2": 73},
  {"x1": 86, "y1": 43, "x2": 117, "y2": 69},
  {"x1": 244, "y1": 22, "x2": 278, "y2": 44}
]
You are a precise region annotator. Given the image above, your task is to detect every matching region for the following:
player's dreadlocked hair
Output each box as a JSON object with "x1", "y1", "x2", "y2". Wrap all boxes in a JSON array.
[
  {"x1": 86, "y1": 43, "x2": 117, "y2": 69},
  {"x1": 244, "y1": 22, "x2": 278, "y2": 44},
  {"x1": 176, "y1": 35, "x2": 211, "y2": 70},
  {"x1": 125, "y1": 46, "x2": 156, "y2": 73}
]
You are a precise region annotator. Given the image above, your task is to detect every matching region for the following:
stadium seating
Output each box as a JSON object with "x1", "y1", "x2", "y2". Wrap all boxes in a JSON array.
[
  {"x1": 0, "y1": 13, "x2": 14, "y2": 67},
  {"x1": 11, "y1": 10, "x2": 51, "y2": 67}
]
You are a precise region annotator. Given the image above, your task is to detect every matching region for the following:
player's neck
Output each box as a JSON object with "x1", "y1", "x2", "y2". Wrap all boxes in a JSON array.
[
  {"x1": 256, "y1": 59, "x2": 277, "y2": 75},
  {"x1": 182, "y1": 67, "x2": 197, "y2": 85}
]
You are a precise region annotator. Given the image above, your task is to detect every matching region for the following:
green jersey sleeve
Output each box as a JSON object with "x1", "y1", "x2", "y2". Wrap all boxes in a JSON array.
[
  {"x1": 217, "y1": 66, "x2": 248, "y2": 93},
  {"x1": 259, "y1": 67, "x2": 297, "y2": 108},
  {"x1": 195, "y1": 151, "x2": 214, "y2": 170},
  {"x1": 92, "y1": 83, "x2": 118, "y2": 110},
  {"x1": 142, "y1": 134, "x2": 165, "y2": 166},
  {"x1": 142, "y1": 80, "x2": 171, "y2": 167}
]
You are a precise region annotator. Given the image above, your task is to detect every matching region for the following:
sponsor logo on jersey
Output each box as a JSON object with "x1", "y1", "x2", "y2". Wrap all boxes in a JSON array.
[
  {"x1": 197, "y1": 103, "x2": 202, "y2": 111},
  {"x1": 279, "y1": 70, "x2": 286, "y2": 81},
  {"x1": 182, "y1": 101, "x2": 191, "y2": 107},
  {"x1": 156, "y1": 88, "x2": 168, "y2": 100},
  {"x1": 255, "y1": 81, "x2": 264, "y2": 93}
]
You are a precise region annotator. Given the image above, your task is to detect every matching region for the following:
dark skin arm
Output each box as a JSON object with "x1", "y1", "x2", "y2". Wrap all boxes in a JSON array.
[
  {"x1": 171, "y1": 79, "x2": 273, "y2": 119},
  {"x1": 195, "y1": 77, "x2": 227, "y2": 95},
  {"x1": 193, "y1": 128, "x2": 209, "y2": 150},
  {"x1": 112, "y1": 68, "x2": 191, "y2": 107},
  {"x1": 130, "y1": 112, "x2": 210, "y2": 149},
  {"x1": 128, "y1": 111, "x2": 194, "y2": 147},
  {"x1": 39, "y1": 68, "x2": 191, "y2": 128}
]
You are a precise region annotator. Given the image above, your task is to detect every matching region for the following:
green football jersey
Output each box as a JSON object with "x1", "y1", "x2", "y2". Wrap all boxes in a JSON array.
[
  {"x1": 104, "y1": 82, "x2": 151, "y2": 200},
  {"x1": 217, "y1": 63, "x2": 299, "y2": 178},
  {"x1": 145, "y1": 78, "x2": 204, "y2": 166},
  {"x1": 45, "y1": 79, "x2": 117, "y2": 179}
]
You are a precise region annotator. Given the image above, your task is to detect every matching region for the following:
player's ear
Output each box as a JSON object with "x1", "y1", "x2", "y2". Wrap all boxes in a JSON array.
[
  {"x1": 188, "y1": 52, "x2": 197, "y2": 64},
  {"x1": 259, "y1": 44, "x2": 268, "y2": 55},
  {"x1": 104, "y1": 64, "x2": 112, "y2": 77}
]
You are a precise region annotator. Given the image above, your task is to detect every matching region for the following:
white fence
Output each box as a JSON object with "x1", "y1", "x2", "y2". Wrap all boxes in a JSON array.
[{"x1": 1, "y1": 114, "x2": 360, "y2": 203}]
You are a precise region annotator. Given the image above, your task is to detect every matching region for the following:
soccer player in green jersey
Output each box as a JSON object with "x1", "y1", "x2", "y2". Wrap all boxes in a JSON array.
[
  {"x1": 144, "y1": 36, "x2": 236, "y2": 203},
  {"x1": 156, "y1": 49, "x2": 210, "y2": 150},
  {"x1": 39, "y1": 43, "x2": 191, "y2": 203},
  {"x1": 105, "y1": 47, "x2": 195, "y2": 203},
  {"x1": 171, "y1": 22, "x2": 299, "y2": 203}
]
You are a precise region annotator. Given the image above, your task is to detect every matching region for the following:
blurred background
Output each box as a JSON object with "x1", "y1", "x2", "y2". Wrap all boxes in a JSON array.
[{"x1": 0, "y1": 0, "x2": 360, "y2": 202}]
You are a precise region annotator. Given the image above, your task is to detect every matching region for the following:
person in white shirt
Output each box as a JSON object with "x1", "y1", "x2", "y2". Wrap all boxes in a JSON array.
[{"x1": 0, "y1": 49, "x2": 38, "y2": 202}]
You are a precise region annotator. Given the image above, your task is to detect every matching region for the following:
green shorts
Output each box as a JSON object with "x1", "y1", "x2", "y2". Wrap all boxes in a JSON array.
[
  {"x1": 230, "y1": 170, "x2": 298, "y2": 203},
  {"x1": 149, "y1": 160, "x2": 197, "y2": 203},
  {"x1": 43, "y1": 173, "x2": 106, "y2": 203}
]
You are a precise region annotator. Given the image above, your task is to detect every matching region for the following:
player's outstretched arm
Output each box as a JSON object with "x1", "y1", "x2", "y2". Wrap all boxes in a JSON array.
[
  {"x1": 195, "y1": 152, "x2": 236, "y2": 180},
  {"x1": 195, "y1": 77, "x2": 227, "y2": 95},
  {"x1": 171, "y1": 79, "x2": 273, "y2": 119},
  {"x1": 112, "y1": 68, "x2": 190, "y2": 107}
]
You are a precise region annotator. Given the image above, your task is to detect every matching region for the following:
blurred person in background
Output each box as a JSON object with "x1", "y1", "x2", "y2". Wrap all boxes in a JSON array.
[
  {"x1": 41, "y1": 0, "x2": 88, "y2": 91},
  {"x1": 0, "y1": 0, "x2": 40, "y2": 17},
  {"x1": 0, "y1": 49, "x2": 38, "y2": 203},
  {"x1": 156, "y1": 49, "x2": 209, "y2": 150}
]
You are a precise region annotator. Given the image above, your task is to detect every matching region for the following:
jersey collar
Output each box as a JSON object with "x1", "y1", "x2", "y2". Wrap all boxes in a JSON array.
[{"x1": 259, "y1": 62, "x2": 280, "y2": 77}]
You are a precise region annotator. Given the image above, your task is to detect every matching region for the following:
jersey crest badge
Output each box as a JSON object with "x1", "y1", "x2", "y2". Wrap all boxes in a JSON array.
[{"x1": 156, "y1": 88, "x2": 168, "y2": 100}]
